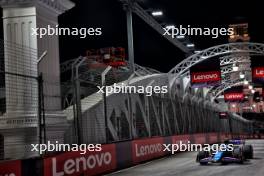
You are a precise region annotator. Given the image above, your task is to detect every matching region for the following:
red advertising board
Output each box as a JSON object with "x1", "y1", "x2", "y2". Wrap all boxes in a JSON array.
[
  {"x1": 191, "y1": 71, "x2": 221, "y2": 83},
  {"x1": 220, "y1": 133, "x2": 227, "y2": 142},
  {"x1": 170, "y1": 135, "x2": 191, "y2": 153},
  {"x1": 252, "y1": 67, "x2": 264, "y2": 78},
  {"x1": 171, "y1": 135, "x2": 190, "y2": 145},
  {"x1": 219, "y1": 112, "x2": 228, "y2": 119},
  {"x1": 44, "y1": 144, "x2": 116, "y2": 176},
  {"x1": 224, "y1": 93, "x2": 244, "y2": 101},
  {"x1": 132, "y1": 137, "x2": 165, "y2": 164},
  {"x1": 193, "y1": 133, "x2": 206, "y2": 144},
  {"x1": 0, "y1": 160, "x2": 21, "y2": 176},
  {"x1": 208, "y1": 133, "x2": 218, "y2": 144}
]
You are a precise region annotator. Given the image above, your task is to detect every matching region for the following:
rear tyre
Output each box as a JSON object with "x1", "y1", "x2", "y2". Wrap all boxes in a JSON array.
[{"x1": 243, "y1": 145, "x2": 253, "y2": 159}]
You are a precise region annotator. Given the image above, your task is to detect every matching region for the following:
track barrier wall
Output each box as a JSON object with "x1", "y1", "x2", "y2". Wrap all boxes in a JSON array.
[
  {"x1": 0, "y1": 160, "x2": 21, "y2": 176},
  {"x1": 0, "y1": 133, "x2": 263, "y2": 176}
]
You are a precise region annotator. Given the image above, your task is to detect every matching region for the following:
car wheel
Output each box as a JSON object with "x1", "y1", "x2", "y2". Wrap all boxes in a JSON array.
[
  {"x1": 200, "y1": 162, "x2": 208, "y2": 165},
  {"x1": 234, "y1": 148, "x2": 244, "y2": 164},
  {"x1": 196, "y1": 151, "x2": 209, "y2": 162},
  {"x1": 243, "y1": 145, "x2": 253, "y2": 159},
  {"x1": 221, "y1": 160, "x2": 228, "y2": 165}
]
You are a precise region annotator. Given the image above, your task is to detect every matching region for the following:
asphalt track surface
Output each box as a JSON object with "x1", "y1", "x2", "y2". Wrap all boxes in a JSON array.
[{"x1": 106, "y1": 140, "x2": 264, "y2": 176}]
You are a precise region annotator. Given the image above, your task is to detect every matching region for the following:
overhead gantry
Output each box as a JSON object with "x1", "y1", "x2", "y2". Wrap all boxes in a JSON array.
[{"x1": 167, "y1": 42, "x2": 264, "y2": 100}]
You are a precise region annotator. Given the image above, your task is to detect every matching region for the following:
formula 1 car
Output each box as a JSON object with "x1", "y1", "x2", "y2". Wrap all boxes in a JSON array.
[{"x1": 196, "y1": 139, "x2": 253, "y2": 165}]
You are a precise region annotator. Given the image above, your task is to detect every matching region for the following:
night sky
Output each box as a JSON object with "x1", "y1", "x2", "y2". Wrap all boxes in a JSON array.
[
  {"x1": 59, "y1": 0, "x2": 264, "y2": 72},
  {"x1": 0, "y1": 0, "x2": 263, "y2": 72}
]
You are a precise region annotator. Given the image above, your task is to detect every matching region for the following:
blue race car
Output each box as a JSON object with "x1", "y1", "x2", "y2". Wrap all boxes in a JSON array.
[{"x1": 196, "y1": 139, "x2": 253, "y2": 165}]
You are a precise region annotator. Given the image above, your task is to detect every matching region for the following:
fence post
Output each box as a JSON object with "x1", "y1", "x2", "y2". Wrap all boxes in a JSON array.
[
  {"x1": 70, "y1": 57, "x2": 84, "y2": 144},
  {"x1": 127, "y1": 73, "x2": 135, "y2": 140},
  {"x1": 101, "y1": 66, "x2": 112, "y2": 143},
  {"x1": 75, "y1": 76, "x2": 82, "y2": 144},
  {"x1": 75, "y1": 59, "x2": 86, "y2": 145},
  {"x1": 37, "y1": 73, "x2": 46, "y2": 149}
]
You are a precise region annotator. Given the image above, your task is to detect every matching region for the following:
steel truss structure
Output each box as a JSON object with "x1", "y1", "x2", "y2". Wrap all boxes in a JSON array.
[
  {"x1": 60, "y1": 43, "x2": 264, "y2": 145},
  {"x1": 174, "y1": 57, "x2": 251, "y2": 95},
  {"x1": 168, "y1": 42, "x2": 264, "y2": 86},
  {"x1": 64, "y1": 72, "x2": 251, "y2": 144},
  {"x1": 119, "y1": 0, "x2": 190, "y2": 53},
  {"x1": 176, "y1": 54, "x2": 252, "y2": 82},
  {"x1": 220, "y1": 54, "x2": 251, "y2": 83},
  {"x1": 220, "y1": 55, "x2": 251, "y2": 66},
  {"x1": 62, "y1": 43, "x2": 260, "y2": 144},
  {"x1": 168, "y1": 43, "x2": 264, "y2": 100},
  {"x1": 208, "y1": 79, "x2": 245, "y2": 101}
]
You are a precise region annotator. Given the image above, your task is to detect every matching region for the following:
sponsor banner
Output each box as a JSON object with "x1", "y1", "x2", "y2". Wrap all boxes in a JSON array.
[
  {"x1": 251, "y1": 56, "x2": 264, "y2": 84},
  {"x1": 171, "y1": 135, "x2": 191, "y2": 153},
  {"x1": 163, "y1": 136, "x2": 172, "y2": 155},
  {"x1": 252, "y1": 67, "x2": 264, "y2": 84},
  {"x1": 219, "y1": 112, "x2": 228, "y2": 119},
  {"x1": 220, "y1": 133, "x2": 226, "y2": 142},
  {"x1": 220, "y1": 133, "x2": 231, "y2": 141},
  {"x1": 171, "y1": 135, "x2": 190, "y2": 144},
  {"x1": 44, "y1": 144, "x2": 116, "y2": 176},
  {"x1": 0, "y1": 160, "x2": 21, "y2": 176},
  {"x1": 224, "y1": 93, "x2": 244, "y2": 101},
  {"x1": 115, "y1": 141, "x2": 132, "y2": 169},
  {"x1": 132, "y1": 137, "x2": 165, "y2": 164},
  {"x1": 191, "y1": 71, "x2": 221, "y2": 83},
  {"x1": 224, "y1": 86, "x2": 244, "y2": 102},
  {"x1": 208, "y1": 133, "x2": 218, "y2": 144},
  {"x1": 190, "y1": 57, "x2": 221, "y2": 88},
  {"x1": 193, "y1": 133, "x2": 206, "y2": 144},
  {"x1": 252, "y1": 67, "x2": 264, "y2": 78}
]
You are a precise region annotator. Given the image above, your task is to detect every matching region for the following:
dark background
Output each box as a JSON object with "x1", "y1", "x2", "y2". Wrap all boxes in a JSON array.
[
  {"x1": 58, "y1": 0, "x2": 264, "y2": 72},
  {"x1": 1, "y1": 0, "x2": 263, "y2": 72}
]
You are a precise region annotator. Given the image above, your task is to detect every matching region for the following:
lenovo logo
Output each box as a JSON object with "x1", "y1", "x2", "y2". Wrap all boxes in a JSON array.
[
  {"x1": 135, "y1": 143, "x2": 162, "y2": 157},
  {"x1": 224, "y1": 93, "x2": 244, "y2": 100},
  {"x1": 44, "y1": 144, "x2": 116, "y2": 176},
  {"x1": 253, "y1": 67, "x2": 264, "y2": 78},
  {"x1": 191, "y1": 71, "x2": 221, "y2": 83},
  {"x1": 132, "y1": 138, "x2": 165, "y2": 163},
  {"x1": 52, "y1": 152, "x2": 112, "y2": 176}
]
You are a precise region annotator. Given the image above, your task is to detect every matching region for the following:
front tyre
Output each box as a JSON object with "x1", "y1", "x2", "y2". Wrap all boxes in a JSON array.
[
  {"x1": 196, "y1": 151, "x2": 209, "y2": 162},
  {"x1": 234, "y1": 148, "x2": 244, "y2": 164}
]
